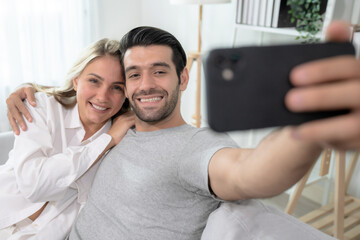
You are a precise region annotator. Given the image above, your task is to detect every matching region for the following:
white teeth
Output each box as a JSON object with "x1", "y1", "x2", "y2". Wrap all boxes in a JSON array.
[
  {"x1": 91, "y1": 103, "x2": 107, "y2": 111},
  {"x1": 140, "y1": 97, "x2": 162, "y2": 103}
]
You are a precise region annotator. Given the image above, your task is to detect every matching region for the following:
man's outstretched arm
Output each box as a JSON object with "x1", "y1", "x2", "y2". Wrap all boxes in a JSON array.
[
  {"x1": 209, "y1": 21, "x2": 360, "y2": 200},
  {"x1": 209, "y1": 127, "x2": 322, "y2": 201}
]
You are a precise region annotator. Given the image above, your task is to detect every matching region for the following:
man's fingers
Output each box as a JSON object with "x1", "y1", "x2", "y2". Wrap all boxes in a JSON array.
[
  {"x1": 286, "y1": 79, "x2": 360, "y2": 112},
  {"x1": 328, "y1": 139, "x2": 360, "y2": 150},
  {"x1": 24, "y1": 87, "x2": 36, "y2": 107},
  {"x1": 6, "y1": 95, "x2": 31, "y2": 130},
  {"x1": 291, "y1": 111, "x2": 360, "y2": 150},
  {"x1": 7, "y1": 92, "x2": 33, "y2": 123},
  {"x1": 325, "y1": 21, "x2": 352, "y2": 42},
  {"x1": 7, "y1": 105, "x2": 28, "y2": 131},
  {"x1": 290, "y1": 56, "x2": 360, "y2": 86},
  {"x1": 16, "y1": 100, "x2": 33, "y2": 123},
  {"x1": 7, "y1": 111, "x2": 20, "y2": 135},
  {"x1": 288, "y1": 21, "x2": 360, "y2": 150}
]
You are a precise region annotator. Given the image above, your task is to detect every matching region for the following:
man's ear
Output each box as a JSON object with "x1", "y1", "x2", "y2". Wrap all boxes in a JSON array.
[
  {"x1": 73, "y1": 77, "x2": 79, "y2": 91},
  {"x1": 180, "y1": 68, "x2": 189, "y2": 91}
]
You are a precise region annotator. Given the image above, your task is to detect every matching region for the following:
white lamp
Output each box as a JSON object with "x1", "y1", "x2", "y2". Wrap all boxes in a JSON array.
[{"x1": 170, "y1": 0, "x2": 230, "y2": 128}]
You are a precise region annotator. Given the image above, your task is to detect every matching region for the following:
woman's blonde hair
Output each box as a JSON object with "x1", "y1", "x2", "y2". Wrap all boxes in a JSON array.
[{"x1": 35, "y1": 38, "x2": 129, "y2": 115}]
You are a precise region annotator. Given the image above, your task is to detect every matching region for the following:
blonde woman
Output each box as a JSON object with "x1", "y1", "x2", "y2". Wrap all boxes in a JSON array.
[{"x1": 0, "y1": 39, "x2": 134, "y2": 240}]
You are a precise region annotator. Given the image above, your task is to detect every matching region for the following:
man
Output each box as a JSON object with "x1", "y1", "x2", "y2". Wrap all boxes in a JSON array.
[{"x1": 6, "y1": 22, "x2": 360, "y2": 239}]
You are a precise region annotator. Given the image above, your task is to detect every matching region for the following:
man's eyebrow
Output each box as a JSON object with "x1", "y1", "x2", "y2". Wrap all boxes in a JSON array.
[
  {"x1": 125, "y1": 62, "x2": 171, "y2": 73},
  {"x1": 125, "y1": 66, "x2": 138, "y2": 73},
  {"x1": 151, "y1": 62, "x2": 171, "y2": 68}
]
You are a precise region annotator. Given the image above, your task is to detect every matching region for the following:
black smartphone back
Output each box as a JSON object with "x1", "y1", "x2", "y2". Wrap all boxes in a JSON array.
[{"x1": 204, "y1": 42, "x2": 355, "y2": 132}]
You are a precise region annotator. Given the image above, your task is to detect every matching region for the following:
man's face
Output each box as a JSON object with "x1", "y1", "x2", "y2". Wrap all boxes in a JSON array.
[{"x1": 123, "y1": 45, "x2": 186, "y2": 124}]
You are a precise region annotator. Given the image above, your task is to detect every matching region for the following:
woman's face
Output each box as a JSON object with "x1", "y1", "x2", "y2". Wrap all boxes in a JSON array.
[{"x1": 73, "y1": 55, "x2": 125, "y2": 132}]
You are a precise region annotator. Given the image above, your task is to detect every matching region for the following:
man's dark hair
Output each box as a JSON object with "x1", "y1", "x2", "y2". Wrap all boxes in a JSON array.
[{"x1": 119, "y1": 26, "x2": 187, "y2": 81}]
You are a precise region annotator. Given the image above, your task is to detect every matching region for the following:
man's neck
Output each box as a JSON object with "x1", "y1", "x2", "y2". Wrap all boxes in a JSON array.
[{"x1": 134, "y1": 114, "x2": 186, "y2": 132}]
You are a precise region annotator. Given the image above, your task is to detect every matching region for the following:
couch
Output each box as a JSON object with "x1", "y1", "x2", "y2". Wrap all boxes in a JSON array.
[
  {"x1": 0, "y1": 130, "x2": 336, "y2": 239},
  {"x1": 0, "y1": 131, "x2": 14, "y2": 165}
]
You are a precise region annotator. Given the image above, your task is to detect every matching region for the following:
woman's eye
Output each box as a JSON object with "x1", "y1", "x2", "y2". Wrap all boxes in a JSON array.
[
  {"x1": 113, "y1": 85, "x2": 124, "y2": 92},
  {"x1": 89, "y1": 78, "x2": 99, "y2": 84}
]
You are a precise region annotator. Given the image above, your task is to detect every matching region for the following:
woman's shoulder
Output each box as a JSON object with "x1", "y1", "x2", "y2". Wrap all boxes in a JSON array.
[
  {"x1": 33, "y1": 91, "x2": 55, "y2": 102},
  {"x1": 31, "y1": 92, "x2": 61, "y2": 107},
  {"x1": 25, "y1": 92, "x2": 63, "y2": 117}
]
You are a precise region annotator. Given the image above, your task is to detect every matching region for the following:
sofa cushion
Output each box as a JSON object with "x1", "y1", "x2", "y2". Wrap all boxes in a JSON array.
[
  {"x1": 201, "y1": 199, "x2": 336, "y2": 240},
  {"x1": 0, "y1": 131, "x2": 14, "y2": 165}
]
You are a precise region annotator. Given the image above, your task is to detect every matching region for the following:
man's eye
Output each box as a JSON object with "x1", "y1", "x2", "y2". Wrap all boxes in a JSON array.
[
  {"x1": 155, "y1": 71, "x2": 165, "y2": 75},
  {"x1": 128, "y1": 73, "x2": 139, "y2": 79}
]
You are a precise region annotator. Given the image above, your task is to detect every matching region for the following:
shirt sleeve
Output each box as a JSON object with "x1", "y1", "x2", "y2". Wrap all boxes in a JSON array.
[
  {"x1": 178, "y1": 128, "x2": 238, "y2": 197},
  {"x1": 10, "y1": 93, "x2": 112, "y2": 203}
]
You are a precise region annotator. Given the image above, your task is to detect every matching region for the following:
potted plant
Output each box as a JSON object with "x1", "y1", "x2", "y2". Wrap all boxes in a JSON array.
[{"x1": 287, "y1": 0, "x2": 328, "y2": 43}]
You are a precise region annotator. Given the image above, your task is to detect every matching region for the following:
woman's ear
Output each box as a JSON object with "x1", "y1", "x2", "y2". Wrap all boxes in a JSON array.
[
  {"x1": 180, "y1": 68, "x2": 189, "y2": 91},
  {"x1": 73, "y1": 77, "x2": 79, "y2": 91}
]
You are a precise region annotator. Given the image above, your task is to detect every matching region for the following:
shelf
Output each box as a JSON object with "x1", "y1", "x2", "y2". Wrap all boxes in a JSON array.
[
  {"x1": 233, "y1": 0, "x2": 337, "y2": 46},
  {"x1": 234, "y1": 23, "x2": 300, "y2": 36},
  {"x1": 234, "y1": 23, "x2": 323, "y2": 38}
]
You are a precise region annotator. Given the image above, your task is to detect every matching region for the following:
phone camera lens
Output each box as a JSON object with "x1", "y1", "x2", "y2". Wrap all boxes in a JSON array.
[
  {"x1": 222, "y1": 68, "x2": 234, "y2": 81},
  {"x1": 215, "y1": 55, "x2": 225, "y2": 67},
  {"x1": 230, "y1": 53, "x2": 241, "y2": 64}
]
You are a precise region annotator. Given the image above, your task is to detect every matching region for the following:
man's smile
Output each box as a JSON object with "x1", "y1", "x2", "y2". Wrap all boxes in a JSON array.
[{"x1": 138, "y1": 96, "x2": 163, "y2": 103}]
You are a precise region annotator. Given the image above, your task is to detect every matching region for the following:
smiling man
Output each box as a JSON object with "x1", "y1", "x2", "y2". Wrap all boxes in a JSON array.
[{"x1": 123, "y1": 45, "x2": 185, "y2": 130}]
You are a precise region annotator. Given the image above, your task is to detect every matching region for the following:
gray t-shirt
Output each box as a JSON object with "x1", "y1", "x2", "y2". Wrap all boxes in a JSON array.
[{"x1": 70, "y1": 124, "x2": 238, "y2": 240}]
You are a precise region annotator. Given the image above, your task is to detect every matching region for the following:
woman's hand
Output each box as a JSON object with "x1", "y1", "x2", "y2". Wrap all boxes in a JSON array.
[
  {"x1": 6, "y1": 85, "x2": 37, "y2": 135},
  {"x1": 107, "y1": 111, "x2": 135, "y2": 145}
]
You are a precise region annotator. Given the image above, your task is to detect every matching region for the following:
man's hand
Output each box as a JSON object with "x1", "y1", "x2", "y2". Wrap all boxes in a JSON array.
[
  {"x1": 107, "y1": 111, "x2": 135, "y2": 145},
  {"x1": 6, "y1": 85, "x2": 37, "y2": 135},
  {"x1": 286, "y1": 21, "x2": 360, "y2": 149}
]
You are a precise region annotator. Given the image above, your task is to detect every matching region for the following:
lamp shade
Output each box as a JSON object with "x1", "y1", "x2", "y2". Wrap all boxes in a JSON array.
[{"x1": 170, "y1": 0, "x2": 230, "y2": 4}]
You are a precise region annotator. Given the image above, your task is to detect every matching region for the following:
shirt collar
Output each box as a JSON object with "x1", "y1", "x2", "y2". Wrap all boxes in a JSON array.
[
  {"x1": 65, "y1": 104, "x2": 83, "y2": 129},
  {"x1": 64, "y1": 103, "x2": 112, "y2": 141}
]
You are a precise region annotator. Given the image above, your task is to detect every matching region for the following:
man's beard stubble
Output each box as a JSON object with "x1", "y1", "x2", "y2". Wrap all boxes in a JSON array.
[{"x1": 130, "y1": 85, "x2": 180, "y2": 123}]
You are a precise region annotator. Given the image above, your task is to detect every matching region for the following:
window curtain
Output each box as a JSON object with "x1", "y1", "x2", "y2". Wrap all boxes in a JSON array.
[{"x1": 0, "y1": 0, "x2": 98, "y2": 131}]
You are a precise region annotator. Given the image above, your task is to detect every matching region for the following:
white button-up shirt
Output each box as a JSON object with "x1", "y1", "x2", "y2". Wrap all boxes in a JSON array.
[{"x1": 0, "y1": 92, "x2": 112, "y2": 240}]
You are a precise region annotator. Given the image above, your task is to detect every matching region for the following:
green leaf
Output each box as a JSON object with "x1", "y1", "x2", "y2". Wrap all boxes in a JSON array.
[{"x1": 287, "y1": 0, "x2": 324, "y2": 43}]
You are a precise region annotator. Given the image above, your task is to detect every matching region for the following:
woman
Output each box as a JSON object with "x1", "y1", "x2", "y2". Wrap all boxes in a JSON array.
[{"x1": 0, "y1": 38, "x2": 134, "y2": 239}]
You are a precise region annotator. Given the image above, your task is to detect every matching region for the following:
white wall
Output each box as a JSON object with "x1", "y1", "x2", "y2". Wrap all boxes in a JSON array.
[
  {"x1": 95, "y1": 0, "x2": 360, "y2": 198},
  {"x1": 95, "y1": 0, "x2": 142, "y2": 40}
]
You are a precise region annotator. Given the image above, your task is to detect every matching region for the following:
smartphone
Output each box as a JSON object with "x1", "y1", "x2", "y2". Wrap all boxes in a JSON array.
[{"x1": 204, "y1": 42, "x2": 355, "y2": 132}]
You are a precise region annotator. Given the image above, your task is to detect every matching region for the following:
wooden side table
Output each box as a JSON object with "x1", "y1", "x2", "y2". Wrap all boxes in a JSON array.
[{"x1": 285, "y1": 150, "x2": 360, "y2": 240}]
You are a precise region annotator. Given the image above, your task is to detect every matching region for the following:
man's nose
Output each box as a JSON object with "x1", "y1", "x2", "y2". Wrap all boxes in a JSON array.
[{"x1": 139, "y1": 73, "x2": 156, "y2": 90}]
